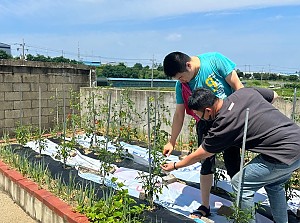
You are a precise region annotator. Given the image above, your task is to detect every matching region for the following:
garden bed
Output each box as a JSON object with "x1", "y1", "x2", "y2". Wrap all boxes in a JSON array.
[{"x1": 2, "y1": 134, "x2": 299, "y2": 223}]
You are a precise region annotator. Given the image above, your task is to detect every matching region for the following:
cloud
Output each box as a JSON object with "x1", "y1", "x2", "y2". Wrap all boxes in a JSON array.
[
  {"x1": 165, "y1": 33, "x2": 182, "y2": 42},
  {"x1": 1, "y1": 0, "x2": 300, "y2": 71},
  {"x1": 1, "y1": 0, "x2": 300, "y2": 23},
  {"x1": 269, "y1": 14, "x2": 284, "y2": 20}
]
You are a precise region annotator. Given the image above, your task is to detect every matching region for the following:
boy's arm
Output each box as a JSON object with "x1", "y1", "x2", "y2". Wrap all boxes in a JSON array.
[
  {"x1": 271, "y1": 91, "x2": 278, "y2": 104},
  {"x1": 225, "y1": 70, "x2": 244, "y2": 91},
  {"x1": 163, "y1": 104, "x2": 185, "y2": 156}
]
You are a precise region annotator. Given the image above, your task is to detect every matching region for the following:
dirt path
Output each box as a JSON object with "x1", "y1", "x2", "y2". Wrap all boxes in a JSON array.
[{"x1": 0, "y1": 190, "x2": 37, "y2": 223}]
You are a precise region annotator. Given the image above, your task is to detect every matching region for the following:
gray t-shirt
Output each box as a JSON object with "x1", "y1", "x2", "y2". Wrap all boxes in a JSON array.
[{"x1": 202, "y1": 87, "x2": 300, "y2": 165}]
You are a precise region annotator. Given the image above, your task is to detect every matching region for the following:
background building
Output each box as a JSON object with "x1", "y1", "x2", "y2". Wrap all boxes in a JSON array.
[{"x1": 0, "y1": 42, "x2": 11, "y2": 55}]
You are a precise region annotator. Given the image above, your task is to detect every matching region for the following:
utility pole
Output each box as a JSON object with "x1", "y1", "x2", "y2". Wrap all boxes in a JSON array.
[
  {"x1": 22, "y1": 39, "x2": 25, "y2": 60},
  {"x1": 17, "y1": 39, "x2": 26, "y2": 60},
  {"x1": 77, "y1": 41, "x2": 80, "y2": 62},
  {"x1": 151, "y1": 55, "x2": 156, "y2": 88},
  {"x1": 261, "y1": 68, "x2": 264, "y2": 85}
]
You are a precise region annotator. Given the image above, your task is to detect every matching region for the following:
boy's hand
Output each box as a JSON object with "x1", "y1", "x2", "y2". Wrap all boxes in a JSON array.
[{"x1": 163, "y1": 142, "x2": 174, "y2": 157}]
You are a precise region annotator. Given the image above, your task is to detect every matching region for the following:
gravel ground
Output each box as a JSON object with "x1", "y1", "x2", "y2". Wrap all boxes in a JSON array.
[{"x1": 0, "y1": 190, "x2": 37, "y2": 223}]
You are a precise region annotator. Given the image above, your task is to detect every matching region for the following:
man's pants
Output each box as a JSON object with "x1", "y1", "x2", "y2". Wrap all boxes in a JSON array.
[{"x1": 231, "y1": 155, "x2": 300, "y2": 223}]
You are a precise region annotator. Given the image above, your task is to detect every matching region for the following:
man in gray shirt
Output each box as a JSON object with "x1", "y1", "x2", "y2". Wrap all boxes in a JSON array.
[{"x1": 161, "y1": 87, "x2": 300, "y2": 223}]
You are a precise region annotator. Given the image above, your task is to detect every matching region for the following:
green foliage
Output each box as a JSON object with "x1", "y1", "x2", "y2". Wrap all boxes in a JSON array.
[
  {"x1": 283, "y1": 83, "x2": 300, "y2": 89},
  {"x1": 213, "y1": 154, "x2": 227, "y2": 191},
  {"x1": 136, "y1": 95, "x2": 171, "y2": 209},
  {"x1": 26, "y1": 54, "x2": 82, "y2": 65},
  {"x1": 81, "y1": 91, "x2": 99, "y2": 147},
  {"x1": 285, "y1": 172, "x2": 300, "y2": 201},
  {"x1": 0, "y1": 50, "x2": 12, "y2": 59},
  {"x1": 77, "y1": 178, "x2": 145, "y2": 223},
  {"x1": 95, "y1": 138, "x2": 118, "y2": 184},
  {"x1": 31, "y1": 126, "x2": 47, "y2": 156},
  {"x1": 226, "y1": 201, "x2": 255, "y2": 223},
  {"x1": 15, "y1": 124, "x2": 32, "y2": 145},
  {"x1": 96, "y1": 63, "x2": 165, "y2": 79},
  {"x1": 226, "y1": 193, "x2": 258, "y2": 223},
  {"x1": 117, "y1": 89, "x2": 142, "y2": 143},
  {"x1": 55, "y1": 137, "x2": 75, "y2": 168},
  {"x1": 0, "y1": 137, "x2": 145, "y2": 223},
  {"x1": 68, "y1": 89, "x2": 82, "y2": 133},
  {"x1": 0, "y1": 144, "x2": 51, "y2": 188},
  {"x1": 187, "y1": 118, "x2": 197, "y2": 153}
]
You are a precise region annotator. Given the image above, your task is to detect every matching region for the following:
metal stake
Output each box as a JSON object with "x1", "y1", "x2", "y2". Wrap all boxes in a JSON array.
[
  {"x1": 39, "y1": 86, "x2": 42, "y2": 135},
  {"x1": 292, "y1": 88, "x2": 297, "y2": 122},
  {"x1": 147, "y1": 97, "x2": 152, "y2": 179},
  {"x1": 105, "y1": 91, "x2": 112, "y2": 151},
  {"x1": 19, "y1": 85, "x2": 23, "y2": 125},
  {"x1": 236, "y1": 108, "x2": 250, "y2": 208}
]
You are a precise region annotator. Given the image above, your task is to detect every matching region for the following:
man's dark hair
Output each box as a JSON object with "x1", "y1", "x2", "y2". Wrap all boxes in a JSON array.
[
  {"x1": 188, "y1": 88, "x2": 217, "y2": 111},
  {"x1": 163, "y1": 51, "x2": 191, "y2": 77}
]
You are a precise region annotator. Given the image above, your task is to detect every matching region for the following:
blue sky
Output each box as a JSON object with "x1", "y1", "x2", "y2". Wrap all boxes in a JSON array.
[{"x1": 1, "y1": 0, "x2": 300, "y2": 73}]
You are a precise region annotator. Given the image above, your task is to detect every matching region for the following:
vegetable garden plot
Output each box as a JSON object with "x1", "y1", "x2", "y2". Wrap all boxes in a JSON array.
[
  {"x1": 21, "y1": 134, "x2": 300, "y2": 223},
  {"x1": 8, "y1": 86, "x2": 300, "y2": 222}
]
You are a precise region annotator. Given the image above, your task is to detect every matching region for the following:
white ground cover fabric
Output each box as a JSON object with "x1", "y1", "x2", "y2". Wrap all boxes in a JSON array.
[{"x1": 24, "y1": 134, "x2": 299, "y2": 223}]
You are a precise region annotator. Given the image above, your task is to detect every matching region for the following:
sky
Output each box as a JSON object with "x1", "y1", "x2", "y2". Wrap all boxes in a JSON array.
[{"x1": 1, "y1": 0, "x2": 300, "y2": 73}]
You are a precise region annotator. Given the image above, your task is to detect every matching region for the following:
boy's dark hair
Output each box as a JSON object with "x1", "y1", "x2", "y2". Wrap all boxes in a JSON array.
[
  {"x1": 188, "y1": 88, "x2": 217, "y2": 111},
  {"x1": 163, "y1": 51, "x2": 191, "y2": 77}
]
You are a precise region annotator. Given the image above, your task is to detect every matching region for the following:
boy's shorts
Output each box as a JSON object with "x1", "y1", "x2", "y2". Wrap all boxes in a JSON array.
[{"x1": 196, "y1": 120, "x2": 240, "y2": 178}]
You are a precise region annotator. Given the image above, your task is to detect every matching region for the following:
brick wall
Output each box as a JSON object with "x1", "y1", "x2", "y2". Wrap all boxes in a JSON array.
[{"x1": 0, "y1": 59, "x2": 93, "y2": 135}]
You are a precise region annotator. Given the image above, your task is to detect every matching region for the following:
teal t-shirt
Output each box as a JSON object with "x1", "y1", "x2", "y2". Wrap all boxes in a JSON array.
[{"x1": 176, "y1": 52, "x2": 236, "y2": 104}]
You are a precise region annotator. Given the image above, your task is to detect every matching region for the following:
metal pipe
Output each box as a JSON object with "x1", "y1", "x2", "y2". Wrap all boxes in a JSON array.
[
  {"x1": 292, "y1": 88, "x2": 297, "y2": 122},
  {"x1": 147, "y1": 97, "x2": 152, "y2": 179},
  {"x1": 236, "y1": 108, "x2": 250, "y2": 208},
  {"x1": 105, "y1": 91, "x2": 112, "y2": 151},
  {"x1": 39, "y1": 86, "x2": 42, "y2": 135}
]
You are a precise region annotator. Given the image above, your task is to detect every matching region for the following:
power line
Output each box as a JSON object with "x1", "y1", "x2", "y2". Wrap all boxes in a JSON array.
[{"x1": 8, "y1": 41, "x2": 299, "y2": 71}]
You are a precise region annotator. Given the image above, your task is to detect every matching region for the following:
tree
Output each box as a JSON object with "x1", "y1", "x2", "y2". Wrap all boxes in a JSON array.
[
  {"x1": 133, "y1": 63, "x2": 143, "y2": 70},
  {"x1": 157, "y1": 63, "x2": 163, "y2": 71},
  {"x1": 0, "y1": 50, "x2": 12, "y2": 59},
  {"x1": 287, "y1": 75, "x2": 299, "y2": 82}
]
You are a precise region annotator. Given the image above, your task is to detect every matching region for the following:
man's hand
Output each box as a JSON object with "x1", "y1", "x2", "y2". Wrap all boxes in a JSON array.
[
  {"x1": 163, "y1": 142, "x2": 174, "y2": 157},
  {"x1": 161, "y1": 162, "x2": 176, "y2": 172}
]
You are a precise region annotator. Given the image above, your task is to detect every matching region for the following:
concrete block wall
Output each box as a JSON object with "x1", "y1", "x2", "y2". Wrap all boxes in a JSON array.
[
  {"x1": 0, "y1": 59, "x2": 93, "y2": 136},
  {"x1": 80, "y1": 87, "x2": 299, "y2": 142},
  {"x1": 80, "y1": 87, "x2": 193, "y2": 141}
]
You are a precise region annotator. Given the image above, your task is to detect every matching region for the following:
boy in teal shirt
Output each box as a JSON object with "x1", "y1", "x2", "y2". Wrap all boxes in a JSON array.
[{"x1": 163, "y1": 51, "x2": 244, "y2": 219}]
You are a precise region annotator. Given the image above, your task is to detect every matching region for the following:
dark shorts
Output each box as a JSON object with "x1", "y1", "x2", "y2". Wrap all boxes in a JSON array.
[{"x1": 196, "y1": 120, "x2": 241, "y2": 178}]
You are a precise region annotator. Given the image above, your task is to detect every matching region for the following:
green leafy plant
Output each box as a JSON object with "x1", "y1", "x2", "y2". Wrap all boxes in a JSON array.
[
  {"x1": 55, "y1": 137, "x2": 75, "y2": 168},
  {"x1": 77, "y1": 178, "x2": 145, "y2": 223},
  {"x1": 81, "y1": 91, "x2": 99, "y2": 148},
  {"x1": 15, "y1": 124, "x2": 32, "y2": 146},
  {"x1": 213, "y1": 153, "x2": 227, "y2": 191},
  {"x1": 117, "y1": 89, "x2": 143, "y2": 143},
  {"x1": 31, "y1": 126, "x2": 47, "y2": 157},
  {"x1": 136, "y1": 96, "x2": 170, "y2": 209},
  {"x1": 225, "y1": 193, "x2": 259, "y2": 223},
  {"x1": 95, "y1": 138, "x2": 117, "y2": 184},
  {"x1": 285, "y1": 175, "x2": 300, "y2": 201},
  {"x1": 187, "y1": 118, "x2": 197, "y2": 153}
]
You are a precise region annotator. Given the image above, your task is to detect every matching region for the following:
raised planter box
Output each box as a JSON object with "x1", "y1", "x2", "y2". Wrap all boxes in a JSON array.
[{"x1": 0, "y1": 160, "x2": 89, "y2": 223}]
